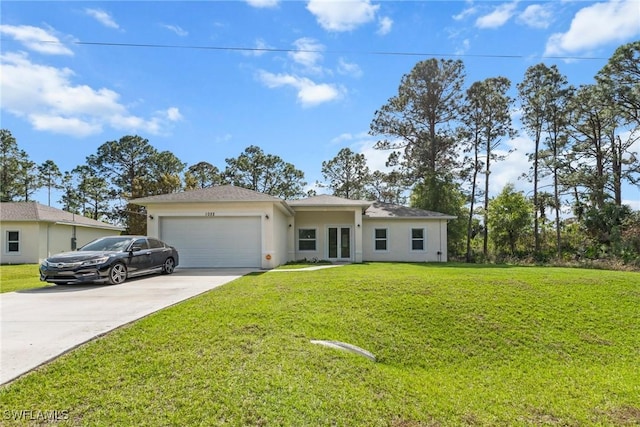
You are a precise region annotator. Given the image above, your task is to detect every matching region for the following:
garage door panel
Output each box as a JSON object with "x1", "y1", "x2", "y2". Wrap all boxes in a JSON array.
[{"x1": 160, "y1": 217, "x2": 261, "y2": 268}]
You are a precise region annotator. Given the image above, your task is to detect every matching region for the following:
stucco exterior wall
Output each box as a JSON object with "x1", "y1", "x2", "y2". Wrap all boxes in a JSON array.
[
  {"x1": 144, "y1": 201, "x2": 292, "y2": 269},
  {"x1": 293, "y1": 211, "x2": 359, "y2": 261},
  {"x1": 1, "y1": 222, "x2": 40, "y2": 264},
  {"x1": 362, "y1": 219, "x2": 448, "y2": 262},
  {"x1": 1, "y1": 222, "x2": 120, "y2": 264}
]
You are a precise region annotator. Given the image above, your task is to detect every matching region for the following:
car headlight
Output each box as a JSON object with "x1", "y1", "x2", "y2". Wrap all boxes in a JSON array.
[
  {"x1": 41, "y1": 260, "x2": 50, "y2": 268},
  {"x1": 80, "y1": 256, "x2": 110, "y2": 267}
]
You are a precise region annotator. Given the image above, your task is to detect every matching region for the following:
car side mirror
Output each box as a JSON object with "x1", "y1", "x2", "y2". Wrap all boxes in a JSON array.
[{"x1": 131, "y1": 245, "x2": 142, "y2": 252}]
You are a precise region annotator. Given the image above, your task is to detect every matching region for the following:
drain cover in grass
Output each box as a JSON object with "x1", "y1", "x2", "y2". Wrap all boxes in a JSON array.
[{"x1": 310, "y1": 340, "x2": 376, "y2": 362}]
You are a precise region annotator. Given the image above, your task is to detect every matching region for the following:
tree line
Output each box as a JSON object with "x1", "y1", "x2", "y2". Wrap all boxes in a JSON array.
[{"x1": 1, "y1": 41, "x2": 638, "y2": 266}]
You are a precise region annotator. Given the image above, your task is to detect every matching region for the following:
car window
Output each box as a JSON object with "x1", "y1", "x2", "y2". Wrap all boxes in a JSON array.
[
  {"x1": 148, "y1": 238, "x2": 164, "y2": 249},
  {"x1": 80, "y1": 237, "x2": 133, "y2": 252},
  {"x1": 132, "y1": 238, "x2": 149, "y2": 250}
]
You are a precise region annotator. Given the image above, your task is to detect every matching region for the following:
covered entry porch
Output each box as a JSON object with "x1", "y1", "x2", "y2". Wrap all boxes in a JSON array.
[{"x1": 287, "y1": 196, "x2": 370, "y2": 263}]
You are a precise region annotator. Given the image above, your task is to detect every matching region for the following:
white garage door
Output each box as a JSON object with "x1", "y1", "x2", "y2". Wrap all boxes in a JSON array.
[{"x1": 160, "y1": 216, "x2": 261, "y2": 268}]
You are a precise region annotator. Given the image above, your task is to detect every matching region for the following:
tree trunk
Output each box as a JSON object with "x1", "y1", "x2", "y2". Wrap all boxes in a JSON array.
[{"x1": 483, "y1": 148, "x2": 491, "y2": 258}]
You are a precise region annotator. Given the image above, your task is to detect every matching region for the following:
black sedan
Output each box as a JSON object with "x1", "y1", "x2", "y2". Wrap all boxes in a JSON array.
[{"x1": 40, "y1": 236, "x2": 179, "y2": 285}]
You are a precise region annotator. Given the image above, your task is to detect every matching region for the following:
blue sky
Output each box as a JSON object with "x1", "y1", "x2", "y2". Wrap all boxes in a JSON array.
[{"x1": 1, "y1": 0, "x2": 639, "y2": 208}]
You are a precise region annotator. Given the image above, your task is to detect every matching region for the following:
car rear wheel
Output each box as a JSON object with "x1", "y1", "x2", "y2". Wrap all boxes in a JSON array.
[
  {"x1": 162, "y1": 257, "x2": 175, "y2": 274},
  {"x1": 108, "y1": 263, "x2": 127, "y2": 285}
]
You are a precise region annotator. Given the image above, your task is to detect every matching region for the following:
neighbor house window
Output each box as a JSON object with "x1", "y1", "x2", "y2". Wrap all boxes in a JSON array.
[
  {"x1": 374, "y1": 228, "x2": 388, "y2": 251},
  {"x1": 6, "y1": 231, "x2": 20, "y2": 253},
  {"x1": 411, "y1": 228, "x2": 425, "y2": 251},
  {"x1": 298, "y1": 229, "x2": 316, "y2": 251}
]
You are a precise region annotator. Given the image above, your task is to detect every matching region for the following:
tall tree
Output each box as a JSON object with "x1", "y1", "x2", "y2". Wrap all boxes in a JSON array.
[
  {"x1": 15, "y1": 152, "x2": 39, "y2": 202},
  {"x1": 73, "y1": 166, "x2": 114, "y2": 221},
  {"x1": 459, "y1": 81, "x2": 485, "y2": 261},
  {"x1": 87, "y1": 135, "x2": 160, "y2": 233},
  {"x1": 184, "y1": 161, "x2": 223, "y2": 189},
  {"x1": 596, "y1": 41, "x2": 640, "y2": 127},
  {"x1": 595, "y1": 42, "x2": 640, "y2": 205},
  {"x1": 320, "y1": 147, "x2": 371, "y2": 199},
  {"x1": 224, "y1": 145, "x2": 306, "y2": 199},
  {"x1": 38, "y1": 160, "x2": 63, "y2": 206},
  {"x1": 60, "y1": 171, "x2": 81, "y2": 214},
  {"x1": 0, "y1": 129, "x2": 21, "y2": 202},
  {"x1": 517, "y1": 63, "x2": 565, "y2": 255},
  {"x1": 568, "y1": 85, "x2": 615, "y2": 210},
  {"x1": 541, "y1": 69, "x2": 573, "y2": 257},
  {"x1": 140, "y1": 151, "x2": 186, "y2": 196},
  {"x1": 366, "y1": 170, "x2": 406, "y2": 204},
  {"x1": 462, "y1": 77, "x2": 515, "y2": 258},
  {"x1": 370, "y1": 58, "x2": 465, "y2": 184}
]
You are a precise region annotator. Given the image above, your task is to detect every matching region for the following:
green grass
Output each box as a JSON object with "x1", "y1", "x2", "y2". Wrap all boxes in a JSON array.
[
  {"x1": 1, "y1": 263, "x2": 639, "y2": 425},
  {"x1": 0, "y1": 264, "x2": 50, "y2": 293}
]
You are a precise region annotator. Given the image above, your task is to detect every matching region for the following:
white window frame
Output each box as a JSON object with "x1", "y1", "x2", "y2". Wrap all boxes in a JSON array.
[
  {"x1": 298, "y1": 228, "x2": 317, "y2": 251},
  {"x1": 6, "y1": 230, "x2": 20, "y2": 254},
  {"x1": 410, "y1": 228, "x2": 425, "y2": 252},
  {"x1": 374, "y1": 228, "x2": 388, "y2": 252}
]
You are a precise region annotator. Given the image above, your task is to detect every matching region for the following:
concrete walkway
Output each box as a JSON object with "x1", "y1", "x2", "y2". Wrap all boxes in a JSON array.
[{"x1": 0, "y1": 268, "x2": 253, "y2": 385}]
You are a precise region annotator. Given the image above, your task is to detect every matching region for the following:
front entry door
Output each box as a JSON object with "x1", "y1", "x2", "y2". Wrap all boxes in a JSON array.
[{"x1": 328, "y1": 227, "x2": 351, "y2": 260}]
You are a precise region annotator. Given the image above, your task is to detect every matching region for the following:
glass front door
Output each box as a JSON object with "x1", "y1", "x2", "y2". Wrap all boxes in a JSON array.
[{"x1": 328, "y1": 227, "x2": 351, "y2": 260}]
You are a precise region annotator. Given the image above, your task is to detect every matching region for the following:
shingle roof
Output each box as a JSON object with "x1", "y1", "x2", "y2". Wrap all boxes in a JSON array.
[
  {"x1": 287, "y1": 194, "x2": 371, "y2": 208},
  {"x1": 364, "y1": 201, "x2": 457, "y2": 219},
  {"x1": 0, "y1": 202, "x2": 124, "y2": 230},
  {"x1": 131, "y1": 185, "x2": 283, "y2": 204}
]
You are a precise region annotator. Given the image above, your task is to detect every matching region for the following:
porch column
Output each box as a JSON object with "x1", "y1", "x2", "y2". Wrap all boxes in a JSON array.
[{"x1": 354, "y1": 209, "x2": 363, "y2": 263}]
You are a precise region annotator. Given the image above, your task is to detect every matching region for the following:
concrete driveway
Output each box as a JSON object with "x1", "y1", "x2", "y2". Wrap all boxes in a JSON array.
[{"x1": 0, "y1": 268, "x2": 254, "y2": 385}]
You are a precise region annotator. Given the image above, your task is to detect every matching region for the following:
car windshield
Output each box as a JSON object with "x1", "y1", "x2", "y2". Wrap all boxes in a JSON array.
[{"x1": 80, "y1": 237, "x2": 134, "y2": 252}]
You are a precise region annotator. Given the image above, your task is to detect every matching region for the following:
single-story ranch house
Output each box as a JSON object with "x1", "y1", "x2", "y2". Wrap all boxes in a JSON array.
[
  {"x1": 132, "y1": 185, "x2": 455, "y2": 269},
  {"x1": 0, "y1": 202, "x2": 125, "y2": 264}
]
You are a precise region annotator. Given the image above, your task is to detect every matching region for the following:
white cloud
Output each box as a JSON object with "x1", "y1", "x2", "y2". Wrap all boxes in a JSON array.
[
  {"x1": 289, "y1": 38, "x2": 325, "y2": 72},
  {"x1": 377, "y1": 16, "x2": 393, "y2": 35},
  {"x1": 162, "y1": 24, "x2": 188, "y2": 37},
  {"x1": 307, "y1": 0, "x2": 379, "y2": 32},
  {"x1": 337, "y1": 58, "x2": 363, "y2": 78},
  {"x1": 475, "y1": 2, "x2": 518, "y2": 29},
  {"x1": 246, "y1": 0, "x2": 279, "y2": 8},
  {"x1": 256, "y1": 70, "x2": 342, "y2": 107},
  {"x1": 0, "y1": 51, "x2": 179, "y2": 137},
  {"x1": 453, "y1": 6, "x2": 477, "y2": 21},
  {"x1": 0, "y1": 24, "x2": 73, "y2": 56},
  {"x1": 241, "y1": 39, "x2": 273, "y2": 57},
  {"x1": 545, "y1": 0, "x2": 640, "y2": 56},
  {"x1": 165, "y1": 107, "x2": 183, "y2": 121},
  {"x1": 85, "y1": 8, "x2": 120, "y2": 30},
  {"x1": 517, "y1": 4, "x2": 552, "y2": 29},
  {"x1": 455, "y1": 39, "x2": 471, "y2": 56},
  {"x1": 30, "y1": 114, "x2": 101, "y2": 138}
]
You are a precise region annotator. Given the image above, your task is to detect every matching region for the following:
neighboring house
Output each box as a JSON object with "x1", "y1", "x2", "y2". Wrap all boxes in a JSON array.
[
  {"x1": 132, "y1": 185, "x2": 455, "y2": 269},
  {"x1": 0, "y1": 202, "x2": 125, "y2": 264}
]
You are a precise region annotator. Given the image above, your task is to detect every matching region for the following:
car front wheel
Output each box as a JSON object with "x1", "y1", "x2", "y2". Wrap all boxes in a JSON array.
[
  {"x1": 108, "y1": 263, "x2": 127, "y2": 285},
  {"x1": 162, "y1": 257, "x2": 175, "y2": 275}
]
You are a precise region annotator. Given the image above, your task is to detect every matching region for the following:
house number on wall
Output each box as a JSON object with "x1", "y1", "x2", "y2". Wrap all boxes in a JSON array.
[{"x1": 205, "y1": 212, "x2": 215, "y2": 217}]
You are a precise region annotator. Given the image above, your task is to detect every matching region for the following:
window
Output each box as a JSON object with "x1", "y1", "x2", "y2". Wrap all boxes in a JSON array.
[
  {"x1": 149, "y1": 238, "x2": 165, "y2": 249},
  {"x1": 411, "y1": 228, "x2": 425, "y2": 251},
  {"x1": 6, "y1": 231, "x2": 20, "y2": 253},
  {"x1": 298, "y1": 229, "x2": 316, "y2": 251},
  {"x1": 374, "y1": 228, "x2": 387, "y2": 251},
  {"x1": 132, "y1": 238, "x2": 149, "y2": 250}
]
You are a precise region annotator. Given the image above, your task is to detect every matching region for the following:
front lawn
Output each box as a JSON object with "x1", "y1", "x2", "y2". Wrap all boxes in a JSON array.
[
  {"x1": 0, "y1": 264, "x2": 49, "y2": 293},
  {"x1": 1, "y1": 263, "x2": 639, "y2": 425}
]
